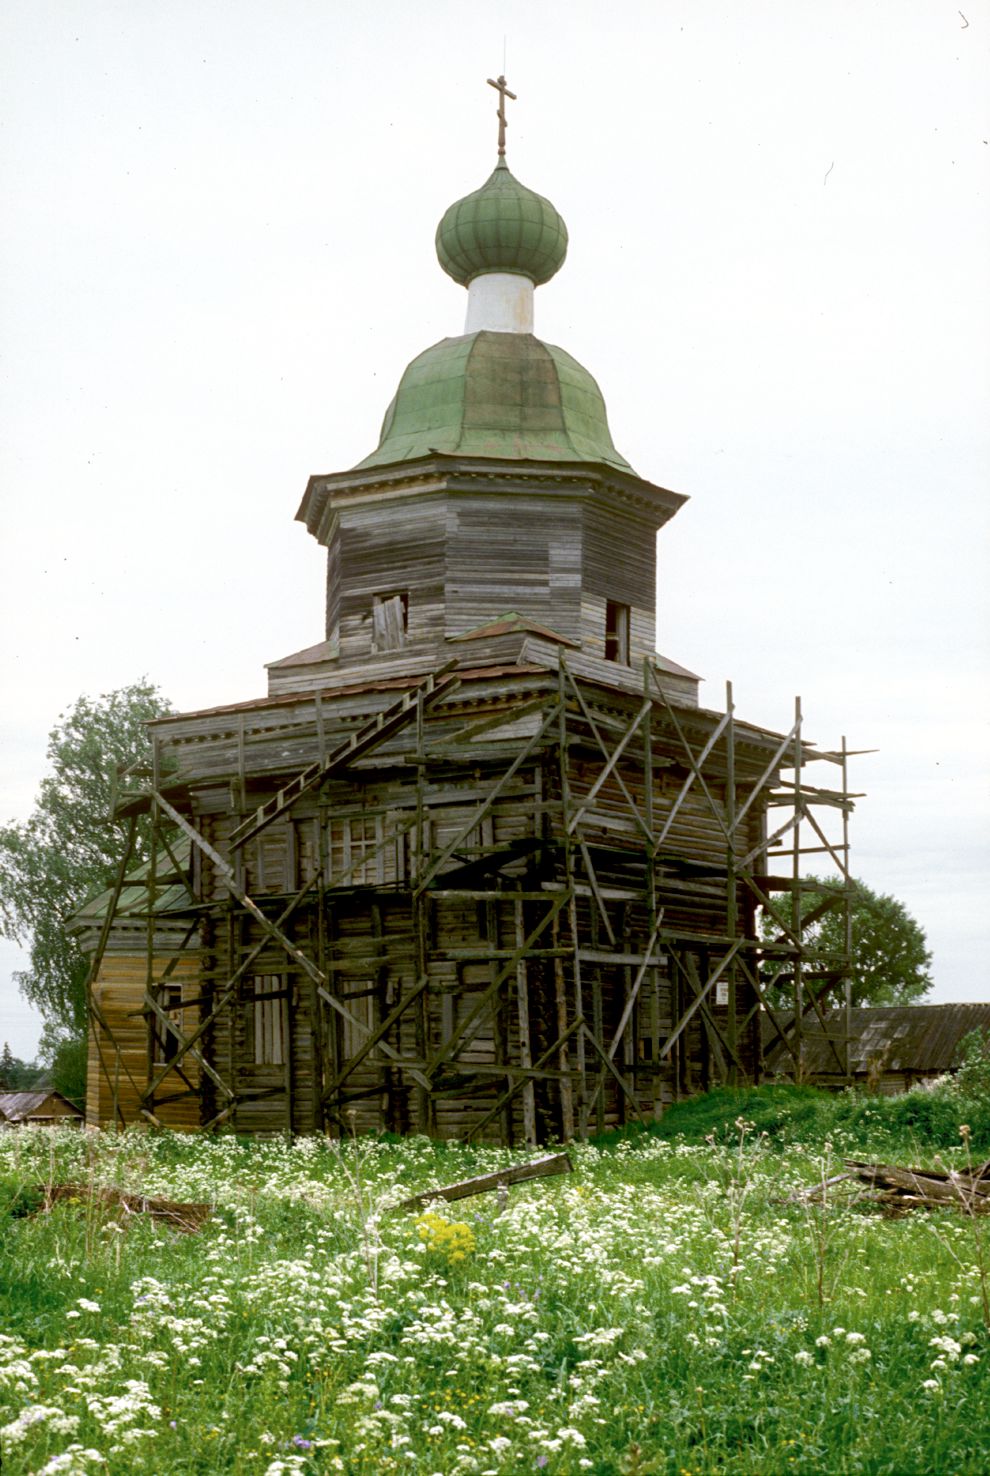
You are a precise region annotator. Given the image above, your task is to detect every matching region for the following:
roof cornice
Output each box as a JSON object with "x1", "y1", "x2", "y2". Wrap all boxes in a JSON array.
[{"x1": 297, "y1": 453, "x2": 687, "y2": 542}]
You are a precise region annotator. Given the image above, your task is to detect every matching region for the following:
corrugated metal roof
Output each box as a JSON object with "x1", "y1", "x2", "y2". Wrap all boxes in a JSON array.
[{"x1": 765, "y1": 1003, "x2": 990, "y2": 1075}]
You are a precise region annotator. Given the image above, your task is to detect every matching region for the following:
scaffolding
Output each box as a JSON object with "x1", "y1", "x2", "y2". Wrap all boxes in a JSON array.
[{"x1": 85, "y1": 656, "x2": 859, "y2": 1141}]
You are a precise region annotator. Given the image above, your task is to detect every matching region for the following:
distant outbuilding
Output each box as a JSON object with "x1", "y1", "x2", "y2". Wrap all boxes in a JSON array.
[
  {"x1": 765, "y1": 1003, "x2": 990, "y2": 1092},
  {"x1": 0, "y1": 1090, "x2": 84, "y2": 1127}
]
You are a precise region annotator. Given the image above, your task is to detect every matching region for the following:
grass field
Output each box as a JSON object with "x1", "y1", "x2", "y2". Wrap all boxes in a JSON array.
[{"x1": 2, "y1": 1083, "x2": 989, "y2": 1475}]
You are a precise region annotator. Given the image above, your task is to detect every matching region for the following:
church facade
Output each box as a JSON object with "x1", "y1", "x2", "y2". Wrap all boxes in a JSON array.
[{"x1": 82, "y1": 88, "x2": 856, "y2": 1141}]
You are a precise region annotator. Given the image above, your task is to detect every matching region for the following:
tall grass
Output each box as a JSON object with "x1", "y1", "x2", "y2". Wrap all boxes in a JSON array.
[{"x1": 1, "y1": 1082, "x2": 987, "y2": 1475}]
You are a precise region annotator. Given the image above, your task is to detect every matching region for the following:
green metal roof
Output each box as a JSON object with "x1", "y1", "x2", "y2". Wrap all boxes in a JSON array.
[
  {"x1": 356, "y1": 331, "x2": 634, "y2": 474},
  {"x1": 68, "y1": 839, "x2": 192, "y2": 930},
  {"x1": 436, "y1": 158, "x2": 568, "y2": 287}
]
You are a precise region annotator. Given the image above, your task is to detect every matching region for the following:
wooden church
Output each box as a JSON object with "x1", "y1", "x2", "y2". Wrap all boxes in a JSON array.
[{"x1": 81, "y1": 82, "x2": 857, "y2": 1142}]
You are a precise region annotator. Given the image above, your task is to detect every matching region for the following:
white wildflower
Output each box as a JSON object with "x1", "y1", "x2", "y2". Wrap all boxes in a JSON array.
[
  {"x1": 437, "y1": 1412, "x2": 468, "y2": 1430},
  {"x1": 558, "y1": 1426, "x2": 587, "y2": 1446},
  {"x1": 37, "y1": 1446, "x2": 105, "y2": 1475},
  {"x1": 1, "y1": 1405, "x2": 65, "y2": 1446}
]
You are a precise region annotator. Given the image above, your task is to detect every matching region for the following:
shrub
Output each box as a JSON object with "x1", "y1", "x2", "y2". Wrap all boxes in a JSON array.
[{"x1": 953, "y1": 1029, "x2": 990, "y2": 1099}]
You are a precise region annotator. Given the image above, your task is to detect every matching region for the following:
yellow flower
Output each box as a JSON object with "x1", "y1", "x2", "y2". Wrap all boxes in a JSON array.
[{"x1": 414, "y1": 1210, "x2": 476, "y2": 1264}]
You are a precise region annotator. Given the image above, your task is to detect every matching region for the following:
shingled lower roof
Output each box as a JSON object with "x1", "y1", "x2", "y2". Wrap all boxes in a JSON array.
[{"x1": 765, "y1": 1003, "x2": 990, "y2": 1076}]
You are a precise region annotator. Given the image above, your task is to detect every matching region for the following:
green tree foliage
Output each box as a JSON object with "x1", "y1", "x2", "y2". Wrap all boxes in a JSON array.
[
  {"x1": 0, "y1": 1041, "x2": 40, "y2": 1090},
  {"x1": 952, "y1": 1029, "x2": 990, "y2": 1098},
  {"x1": 0, "y1": 682, "x2": 173, "y2": 1061},
  {"x1": 47, "y1": 1035, "x2": 89, "y2": 1107},
  {"x1": 761, "y1": 875, "x2": 933, "y2": 1007}
]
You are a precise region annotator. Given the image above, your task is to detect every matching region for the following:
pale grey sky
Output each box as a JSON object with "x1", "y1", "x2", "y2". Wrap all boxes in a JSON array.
[{"x1": 2, "y1": 0, "x2": 988, "y2": 1058}]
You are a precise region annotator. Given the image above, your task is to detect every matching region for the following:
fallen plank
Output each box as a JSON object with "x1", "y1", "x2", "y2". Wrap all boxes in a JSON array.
[
  {"x1": 36, "y1": 1182, "x2": 211, "y2": 1233},
  {"x1": 395, "y1": 1151, "x2": 573, "y2": 1212},
  {"x1": 846, "y1": 1158, "x2": 990, "y2": 1189},
  {"x1": 781, "y1": 1172, "x2": 858, "y2": 1203},
  {"x1": 843, "y1": 1160, "x2": 990, "y2": 1214}
]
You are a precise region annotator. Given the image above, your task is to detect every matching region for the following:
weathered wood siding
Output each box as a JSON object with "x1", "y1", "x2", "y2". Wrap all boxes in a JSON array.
[
  {"x1": 309, "y1": 482, "x2": 666, "y2": 678},
  {"x1": 327, "y1": 494, "x2": 447, "y2": 661},
  {"x1": 87, "y1": 953, "x2": 200, "y2": 1130},
  {"x1": 87, "y1": 665, "x2": 788, "y2": 1140},
  {"x1": 580, "y1": 499, "x2": 657, "y2": 664},
  {"x1": 444, "y1": 494, "x2": 583, "y2": 642}
]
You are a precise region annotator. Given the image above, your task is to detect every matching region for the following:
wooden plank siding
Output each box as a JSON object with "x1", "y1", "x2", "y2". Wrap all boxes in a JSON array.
[
  {"x1": 580, "y1": 500, "x2": 657, "y2": 666},
  {"x1": 88, "y1": 953, "x2": 201, "y2": 1130}
]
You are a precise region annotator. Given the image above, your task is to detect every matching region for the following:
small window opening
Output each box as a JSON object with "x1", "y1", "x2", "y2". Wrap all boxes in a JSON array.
[
  {"x1": 605, "y1": 600, "x2": 631, "y2": 664},
  {"x1": 372, "y1": 590, "x2": 409, "y2": 652},
  {"x1": 152, "y1": 984, "x2": 183, "y2": 1065}
]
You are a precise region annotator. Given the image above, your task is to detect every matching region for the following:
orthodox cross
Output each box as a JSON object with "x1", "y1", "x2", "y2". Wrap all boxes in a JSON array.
[{"x1": 487, "y1": 73, "x2": 517, "y2": 157}]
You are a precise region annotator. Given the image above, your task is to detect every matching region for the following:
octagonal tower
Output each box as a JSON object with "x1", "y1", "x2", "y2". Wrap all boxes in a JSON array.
[{"x1": 276, "y1": 137, "x2": 695, "y2": 702}]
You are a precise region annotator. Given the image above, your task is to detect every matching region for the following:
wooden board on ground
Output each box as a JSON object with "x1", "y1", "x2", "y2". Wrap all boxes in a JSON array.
[{"x1": 395, "y1": 1150, "x2": 573, "y2": 1211}]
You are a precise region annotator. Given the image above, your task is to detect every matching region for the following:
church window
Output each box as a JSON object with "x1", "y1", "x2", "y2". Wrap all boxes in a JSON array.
[
  {"x1": 372, "y1": 590, "x2": 409, "y2": 651},
  {"x1": 605, "y1": 600, "x2": 631, "y2": 664},
  {"x1": 252, "y1": 974, "x2": 286, "y2": 1066},
  {"x1": 152, "y1": 984, "x2": 184, "y2": 1066},
  {"x1": 340, "y1": 984, "x2": 375, "y2": 1062},
  {"x1": 326, "y1": 812, "x2": 406, "y2": 885}
]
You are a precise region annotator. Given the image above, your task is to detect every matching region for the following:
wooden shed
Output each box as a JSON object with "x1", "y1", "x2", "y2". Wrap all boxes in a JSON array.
[
  {"x1": 0, "y1": 1090, "x2": 83, "y2": 1128},
  {"x1": 765, "y1": 1004, "x2": 990, "y2": 1093},
  {"x1": 81, "y1": 113, "x2": 859, "y2": 1142}
]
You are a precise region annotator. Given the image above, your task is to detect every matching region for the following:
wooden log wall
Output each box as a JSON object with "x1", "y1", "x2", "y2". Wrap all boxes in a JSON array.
[
  {"x1": 89, "y1": 669, "x2": 847, "y2": 1140},
  {"x1": 444, "y1": 496, "x2": 581, "y2": 644},
  {"x1": 317, "y1": 484, "x2": 663, "y2": 675}
]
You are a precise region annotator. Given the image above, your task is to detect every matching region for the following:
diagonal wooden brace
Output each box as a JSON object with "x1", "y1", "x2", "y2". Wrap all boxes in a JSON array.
[
  {"x1": 415, "y1": 700, "x2": 561, "y2": 895},
  {"x1": 323, "y1": 976, "x2": 430, "y2": 1100},
  {"x1": 229, "y1": 663, "x2": 459, "y2": 853},
  {"x1": 316, "y1": 987, "x2": 432, "y2": 1092},
  {"x1": 424, "y1": 890, "x2": 571, "y2": 1080},
  {"x1": 659, "y1": 939, "x2": 744, "y2": 1061}
]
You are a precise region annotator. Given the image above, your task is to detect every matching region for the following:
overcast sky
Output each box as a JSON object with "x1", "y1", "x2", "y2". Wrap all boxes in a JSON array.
[{"x1": 1, "y1": 1, "x2": 988, "y2": 1059}]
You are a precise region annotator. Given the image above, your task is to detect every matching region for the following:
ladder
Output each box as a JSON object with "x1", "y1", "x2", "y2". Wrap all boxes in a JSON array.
[{"x1": 228, "y1": 662, "x2": 458, "y2": 853}]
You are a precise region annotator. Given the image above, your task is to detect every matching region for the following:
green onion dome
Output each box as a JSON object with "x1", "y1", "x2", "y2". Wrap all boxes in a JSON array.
[
  {"x1": 356, "y1": 331, "x2": 633, "y2": 474},
  {"x1": 435, "y1": 158, "x2": 568, "y2": 287}
]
